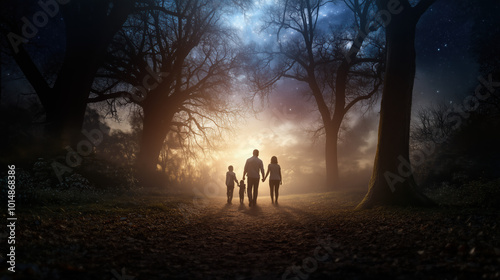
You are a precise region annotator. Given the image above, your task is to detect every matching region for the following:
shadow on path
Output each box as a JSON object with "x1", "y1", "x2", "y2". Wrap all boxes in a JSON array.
[
  {"x1": 238, "y1": 202, "x2": 247, "y2": 211},
  {"x1": 242, "y1": 204, "x2": 264, "y2": 217}
]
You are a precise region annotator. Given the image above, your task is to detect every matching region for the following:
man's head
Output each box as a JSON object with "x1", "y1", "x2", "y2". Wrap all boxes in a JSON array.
[
  {"x1": 253, "y1": 149, "x2": 259, "y2": 157},
  {"x1": 228, "y1": 165, "x2": 233, "y2": 171}
]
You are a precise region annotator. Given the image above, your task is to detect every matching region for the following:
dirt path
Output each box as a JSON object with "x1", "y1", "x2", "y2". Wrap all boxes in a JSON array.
[
  {"x1": 151, "y1": 193, "x2": 350, "y2": 279},
  {"x1": 6, "y1": 191, "x2": 500, "y2": 280}
]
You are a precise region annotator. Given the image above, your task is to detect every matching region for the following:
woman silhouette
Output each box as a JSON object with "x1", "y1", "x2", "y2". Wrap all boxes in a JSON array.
[{"x1": 262, "y1": 156, "x2": 282, "y2": 204}]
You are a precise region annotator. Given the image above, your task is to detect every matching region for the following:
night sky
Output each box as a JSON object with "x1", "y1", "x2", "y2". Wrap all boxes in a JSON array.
[
  {"x1": 414, "y1": 0, "x2": 481, "y2": 105},
  {"x1": 209, "y1": 0, "x2": 492, "y2": 193}
]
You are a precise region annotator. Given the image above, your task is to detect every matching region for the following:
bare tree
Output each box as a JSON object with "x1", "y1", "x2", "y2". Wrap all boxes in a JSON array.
[
  {"x1": 411, "y1": 104, "x2": 456, "y2": 145},
  {"x1": 0, "y1": 0, "x2": 190, "y2": 150},
  {"x1": 0, "y1": 0, "x2": 150, "y2": 148},
  {"x1": 357, "y1": 0, "x2": 436, "y2": 209},
  {"x1": 89, "y1": 0, "x2": 243, "y2": 173},
  {"x1": 259, "y1": 0, "x2": 383, "y2": 189}
]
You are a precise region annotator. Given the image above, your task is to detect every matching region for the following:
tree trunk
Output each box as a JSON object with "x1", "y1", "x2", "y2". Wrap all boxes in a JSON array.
[
  {"x1": 357, "y1": 8, "x2": 434, "y2": 209},
  {"x1": 137, "y1": 99, "x2": 175, "y2": 173},
  {"x1": 47, "y1": 51, "x2": 102, "y2": 147},
  {"x1": 7, "y1": 0, "x2": 133, "y2": 149},
  {"x1": 325, "y1": 121, "x2": 342, "y2": 189},
  {"x1": 325, "y1": 133, "x2": 339, "y2": 189}
]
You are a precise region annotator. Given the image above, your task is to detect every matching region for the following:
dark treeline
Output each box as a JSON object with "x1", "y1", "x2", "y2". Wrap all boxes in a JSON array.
[
  {"x1": 410, "y1": 0, "x2": 500, "y2": 187},
  {"x1": 408, "y1": 0, "x2": 500, "y2": 206},
  {"x1": 1, "y1": 0, "x2": 248, "y2": 188},
  {"x1": 0, "y1": 0, "x2": 499, "y2": 208}
]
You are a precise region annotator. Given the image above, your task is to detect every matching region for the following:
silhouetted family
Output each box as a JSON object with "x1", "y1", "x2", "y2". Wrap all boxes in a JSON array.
[{"x1": 225, "y1": 149, "x2": 282, "y2": 206}]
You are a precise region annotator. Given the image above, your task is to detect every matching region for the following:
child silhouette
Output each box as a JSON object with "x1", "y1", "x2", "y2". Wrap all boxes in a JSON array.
[
  {"x1": 226, "y1": 165, "x2": 238, "y2": 204},
  {"x1": 238, "y1": 180, "x2": 246, "y2": 204}
]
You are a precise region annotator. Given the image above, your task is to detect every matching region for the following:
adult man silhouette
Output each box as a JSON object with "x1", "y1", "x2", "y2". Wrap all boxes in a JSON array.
[{"x1": 243, "y1": 149, "x2": 265, "y2": 206}]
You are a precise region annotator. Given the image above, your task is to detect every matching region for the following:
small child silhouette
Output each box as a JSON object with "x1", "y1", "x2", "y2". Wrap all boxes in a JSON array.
[{"x1": 238, "y1": 180, "x2": 246, "y2": 204}]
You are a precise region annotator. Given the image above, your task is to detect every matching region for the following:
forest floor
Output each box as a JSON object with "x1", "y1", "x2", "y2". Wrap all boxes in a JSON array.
[{"x1": 1, "y1": 189, "x2": 500, "y2": 280}]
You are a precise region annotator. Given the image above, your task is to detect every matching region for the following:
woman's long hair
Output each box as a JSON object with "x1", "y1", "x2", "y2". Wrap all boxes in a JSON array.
[{"x1": 271, "y1": 156, "x2": 278, "y2": 164}]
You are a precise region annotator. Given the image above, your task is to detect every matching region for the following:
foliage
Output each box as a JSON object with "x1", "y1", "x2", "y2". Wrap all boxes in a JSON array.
[
  {"x1": 1, "y1": 167, "x2": 99, "y2": 207},
  {"x1": 411, "y1": 103, "x2": 500, "y2": 187},
  {"x1": 425, "y1": 179, "x2": 500, "y2": 208},
  {"x1": 1, "y1": 156, "x2": 140, "y2": 207}
]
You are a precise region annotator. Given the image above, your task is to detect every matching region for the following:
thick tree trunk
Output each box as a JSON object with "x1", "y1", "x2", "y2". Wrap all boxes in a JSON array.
[
  {"x1": 47, "y1": 51, "x2": 102, "y2": 147},
  {"x1": 325, "y1": 121, "x2": 342, "y2": 189},
  {"x1": 357, "y1": 11, "x2": 434, "y2": 209},
  {"x1": 137, "y1": 100, "x2": 175, "y2": 173},
  {"x1": 7, "y1": 0, "x2": 133, "y2": 149},
  {"x1": 325, "y1": 134, "x2": 339, "y2": 189},
  {"x1": 4, "y1": 43, "x2": 85, "y2": 153}
]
